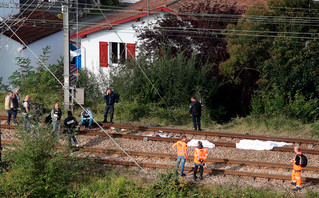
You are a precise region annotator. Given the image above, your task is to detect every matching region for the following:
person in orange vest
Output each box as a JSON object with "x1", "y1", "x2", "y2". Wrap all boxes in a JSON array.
[
  {"x1": 172, "y1": 135, "x2": 188, "y2": 176},
  {"x1": 290, "y1": 146, "x2": 303, "y2": 191},
  {"x1": 193, "y1": 141, "x2": 208, "y2": 180}
]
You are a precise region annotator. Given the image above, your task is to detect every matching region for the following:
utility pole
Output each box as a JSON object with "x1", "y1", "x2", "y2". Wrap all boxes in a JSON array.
[{"x1": 62, "y1": 0, "x2": 70, "y2": 110}]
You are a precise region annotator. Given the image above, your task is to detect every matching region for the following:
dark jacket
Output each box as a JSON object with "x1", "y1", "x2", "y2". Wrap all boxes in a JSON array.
[
  {"x1": 11, "y1": 94, "x2": 19, "y2": 110},
  {"x1": 64, "y1": 115, "x2": 78, "y2": 129},
  {"x1": 189, "y1": 100, "x2": 202, "y2": 115},
  {"x1": 51, "y1": 108, "x2": 62, "y2": 121},
  {"x1": 104, "y1": 92, "x2": 119, "y2": 106}
]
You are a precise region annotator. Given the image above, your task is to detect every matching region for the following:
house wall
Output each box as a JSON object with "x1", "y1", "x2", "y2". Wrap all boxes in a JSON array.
[
  {"x1": 0, "y1": 35, "x2": 23, "y2": 85},
  {"x1": 21, "y1": 31, "x2": 64, "y2": 67},
  {"x1": 0, "y1": 0, "x2": 19, "y2": 18},
  {"x1": 80, "y1": 13, "x2": 163, "y2": 82},
  {"x1": 0, "y1": 31, "x2": 63, "y2": 86}
]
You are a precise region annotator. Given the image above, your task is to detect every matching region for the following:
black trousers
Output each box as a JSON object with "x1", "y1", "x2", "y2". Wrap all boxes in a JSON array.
[
  {"x1": 104, "y1": 105, "x2": 114, "y2": 121},
  {"x1": 192, "y1": 113, "x2": 201, "y2": 130},
  {"x1": 7, "y1": 109, "x2": 17, "y2": 125},
  {"x1": 194, "y1": 164, "x2": 203, "y2": 177}
]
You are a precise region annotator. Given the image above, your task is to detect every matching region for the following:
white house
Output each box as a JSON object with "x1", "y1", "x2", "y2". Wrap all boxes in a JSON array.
[
  {"x1": 0, "y1": 9, "x2": 64, "y2": 85},
  {"x1": 70, "y1": 0, "x2": 268, "y2": 80},
  {"x1": 70, "y1": 0, "x2": 178, "y2": 79}
]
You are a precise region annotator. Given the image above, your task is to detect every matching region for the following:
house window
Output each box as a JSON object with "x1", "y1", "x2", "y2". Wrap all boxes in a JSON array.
[{"x1": 109, "y1": 42, "x2": 135, "y2": 65}]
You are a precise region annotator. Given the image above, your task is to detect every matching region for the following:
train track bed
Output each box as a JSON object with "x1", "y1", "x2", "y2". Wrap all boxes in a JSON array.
[
  {"x1": 2, "y1": 128, "x2": 319, "y2": 168},
  {"x1": 2, "y1": 134, "x2": 319, "y2": 193}
]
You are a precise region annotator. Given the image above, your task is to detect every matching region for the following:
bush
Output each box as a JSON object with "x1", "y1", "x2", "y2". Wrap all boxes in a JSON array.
[
  {"x1": 0, "y1": 127, "x2": 78, "y2": 197},
  {"x1": 251, "y1": 91, "x2": 319, "y2": 123}
]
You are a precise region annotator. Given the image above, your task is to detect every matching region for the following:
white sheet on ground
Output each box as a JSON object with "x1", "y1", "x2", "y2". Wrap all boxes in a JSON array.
[
  {"x1": 187, "y1": 139, "x2": 215, "y2": 148},
  {"x1": 236, "y1": 139, "x2": 293, "y2": 150}
]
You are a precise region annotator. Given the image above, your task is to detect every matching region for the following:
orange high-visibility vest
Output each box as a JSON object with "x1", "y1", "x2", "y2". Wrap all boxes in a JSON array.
[
  {"x1": 293, "y1": 152, "x2": 303, "y2": 171},
  {"x1": 173, "y1": 141, "x2": 187, "y2": 156},
  {"x1": 194, "y1": 147, "x2": 208, "y2": 164}
]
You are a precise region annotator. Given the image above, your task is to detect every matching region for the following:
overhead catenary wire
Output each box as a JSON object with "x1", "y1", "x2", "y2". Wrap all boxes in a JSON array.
[{"x1": 2, "y1": 19, "x2": 148, "y2": 174}]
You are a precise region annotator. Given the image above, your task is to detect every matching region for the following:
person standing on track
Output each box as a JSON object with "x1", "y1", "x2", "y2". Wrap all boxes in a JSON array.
[
  {"x1": 51, "y1": 103, "x2": 63, "y2": 138},
  {"x1": 193, "y1": 141, "x2": 208, "y2": 180},
  {"x1": 103, "y1": 88, "x2": 119, "y2": 124},
  {"x1": 5, "y1": 92, "x2": 18, "y2": 125},
  {"x1": 172, "y1": 135, "x2": 188, "y2": 176},
  {"x1": 22, "y1": 95, "x2": 30, "y2": 131},
  {"x1": 291, "y1": 146, "x2": 303, "y2": 191},
  {"x1": 13, "y1": 88, "x2": 20, "y2": 104},
  {"x1": 80, "y1": 108, "x2": 93, "y2": 129},
  {"x1": 189, "y1": 96, "x2": 202, "y2": 131}
]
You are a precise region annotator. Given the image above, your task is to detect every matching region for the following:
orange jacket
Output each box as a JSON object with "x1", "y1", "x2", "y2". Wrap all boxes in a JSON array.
[
  {"x1": 173, "y1": 141, "x2": 188, "y2": 157},
  {"x1": 194, "y1": 147, "x2": 208, "y2": 164},
  {"x1": 293, "y1": 152, "x2": 303, "y2": 171}
]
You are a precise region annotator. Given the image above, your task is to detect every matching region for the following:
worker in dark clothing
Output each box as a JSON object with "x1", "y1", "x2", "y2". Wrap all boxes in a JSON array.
[
  {"x1": 189, "y1": 96, "x2": 202, "y2": 131},
  {"x1": 103, "y1": 88, "x2": 119, "y2": 124},
  {"x1": 64, "y1": 111, "x2": 80, "y2": 147}
]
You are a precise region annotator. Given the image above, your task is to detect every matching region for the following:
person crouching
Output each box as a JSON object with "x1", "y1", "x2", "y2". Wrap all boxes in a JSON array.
[
  {"x1": 64, "y1": 111, "x2": 80, "y2": 148},
  {"x1": 194, "y1": 141, "x2": 208, "y2": 180}
]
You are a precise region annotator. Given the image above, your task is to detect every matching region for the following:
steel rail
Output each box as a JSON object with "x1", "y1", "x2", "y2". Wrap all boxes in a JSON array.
[
  {"x1": 1, "y1": 115, "x2": 319, "y2": 145},
  {"x1": 77, "y1": 130, "x2": 319, "y2": 155},
  {"x1": 75, "y1": 147, "x2": 319, "y2": 172},
  {"x1": 99, "y1": 123, "x2": 319, "y2": 145},
  {"x1": 78, "y1": 158, "x2": 319, "y2": 183},
  {"x1": 2, "y1": 140, "x2": 319, "y2": 171},
  {"x1": 2, "y1": 125, "x2": 319, "y2": 154}
]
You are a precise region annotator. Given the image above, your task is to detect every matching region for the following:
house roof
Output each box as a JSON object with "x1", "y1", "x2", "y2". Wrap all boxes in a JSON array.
[
  {"x1": 2, "y1": 9, "x2": 63, "y2": 45},
  {"x1": 71, "y1": 0, "x2": 267, "y2": 39}
]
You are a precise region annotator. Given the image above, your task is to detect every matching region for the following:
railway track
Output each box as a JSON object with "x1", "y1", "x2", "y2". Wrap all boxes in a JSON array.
[
  {"x1": 2, "y1": 140, "x2": 319, "y2": 183},
  {"x1": 2, "y1": 123, "x2": 319, "y2": 154},
  {"x1": 1, "y1": 114, "x2": 319, "y2": 145}
]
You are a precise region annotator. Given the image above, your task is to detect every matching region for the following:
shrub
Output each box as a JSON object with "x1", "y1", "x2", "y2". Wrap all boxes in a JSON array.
[{"x1": 0, "y1": 127, "x2": 78, "y2": 197}]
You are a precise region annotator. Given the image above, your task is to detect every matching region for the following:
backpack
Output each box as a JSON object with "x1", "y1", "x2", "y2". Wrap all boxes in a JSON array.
[
  {"x1": 45, "y1": 113, "x2": 52, "y2": 124},
  {"x1": 297, "y1": 154, "x2": 308, "y2": 167}
]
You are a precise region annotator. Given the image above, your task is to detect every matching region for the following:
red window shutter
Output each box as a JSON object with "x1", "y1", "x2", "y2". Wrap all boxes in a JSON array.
[
  {"x1": 100, "y1": 42, "x2": 108, "y2": 67},
  {"x1": 126, "y1": 43, "x2": 135, "y2": 60}
]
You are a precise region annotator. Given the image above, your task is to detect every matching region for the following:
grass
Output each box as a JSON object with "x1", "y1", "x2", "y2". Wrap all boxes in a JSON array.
[{"x1": 69, "y1": 163, "x2": 318, "y2": 198}]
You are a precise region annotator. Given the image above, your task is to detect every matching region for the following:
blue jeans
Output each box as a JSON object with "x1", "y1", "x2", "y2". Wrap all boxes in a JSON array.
[
  {"x1": 80, "y1": 119, "x2": 93, "y2": 127},
  {"x1": 22, "y1": 113, "x2": 30, "y2": 131},
  {"x1": 69, "y1": 135, "x2": 78, "y2": 146},
  {"x1": 104, "y1": 105, "x2": 114, "y2": 121},
  {"x1": 176, "y1": 156, "x2": 186, "y2": 175},
  {"x1": 51, "y1": 120, "x2": 61, "y2": 137}
]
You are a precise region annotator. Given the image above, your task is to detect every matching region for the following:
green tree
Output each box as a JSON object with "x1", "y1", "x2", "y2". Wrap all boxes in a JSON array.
[
  {"x1": 221, "y1": 0, "x2": 319, "y2": 122},
  {"x1": 0, "y1": 128, "x2": 77, "y2": 197}
]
